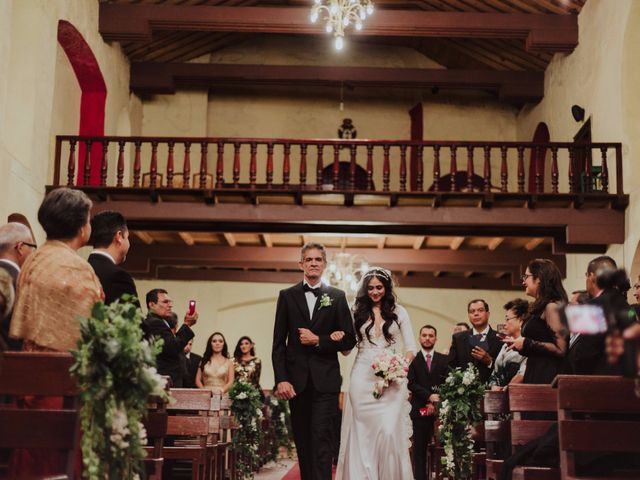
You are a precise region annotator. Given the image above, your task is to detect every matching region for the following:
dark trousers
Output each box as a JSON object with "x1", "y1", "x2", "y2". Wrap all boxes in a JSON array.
[
  {"x1": 289, "y1": 377, "x2": 338, "y2": 480},
  {"x1": 412, "y1": 416, "x2": 435, "y2": 480}
]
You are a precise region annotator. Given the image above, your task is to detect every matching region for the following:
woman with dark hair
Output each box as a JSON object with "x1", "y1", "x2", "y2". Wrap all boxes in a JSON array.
[
  {"x1": 233, "y1": 336, "x2": 263, "y2": 394},
  {"x1": 505, "y1": 258, "x2": 569, "y2": 384},
  {"x1": 196, "y1": 332, "x2": 234, "y2": 394},
  {"x1": 335, "y1": 267, "x2": 416, "y2": 480}
]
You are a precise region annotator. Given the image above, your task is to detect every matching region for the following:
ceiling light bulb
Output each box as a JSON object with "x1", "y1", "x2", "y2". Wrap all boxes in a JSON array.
[
  {"x1": 355, "y1": 21, "x2": 362, "y2": 30},
  {"x1": 335, "y1": 36, "x2": 344, "y2": 50},
  {"x1": 310, "y1": 12, "x2": 318, "y2": 23},
  {"x1": 326, "y1": 24, "x2": 333, "y2": 33}
]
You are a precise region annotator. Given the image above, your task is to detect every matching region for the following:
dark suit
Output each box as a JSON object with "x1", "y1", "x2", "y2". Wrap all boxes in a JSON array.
[
  {"x1": 142, "y1": 312, "x2": 194, "y2": 388},
  {"x1": 183, "y1": 352, "x2": 202, "y2": 388},
  {"x1": 0, "y1": 260, "x2": 21, "y2": 351},
  {"x1": 88, "y1": 253, "x2": 139, "y2": 307},
  {"x1": 272, "y1": 282, "x2": 355, "y2": 480},
  {"x1": 408, "y1": 350, "x2": 448, "y2": 480},
  {"x1": 448, "y1": 328, "x2": 502, "y2": 383}
]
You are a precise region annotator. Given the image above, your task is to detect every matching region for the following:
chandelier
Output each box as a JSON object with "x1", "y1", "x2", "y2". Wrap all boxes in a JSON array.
[
  {"x1": 310, "y1": 0, "x2": 375, "y2": 51},
  {"x1": 322, "y1": 252, "x2": 369, "y2": 294}
]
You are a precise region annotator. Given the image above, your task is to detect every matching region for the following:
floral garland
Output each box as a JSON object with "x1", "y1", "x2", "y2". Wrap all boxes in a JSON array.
[
  {"x1": 266, "y1": 395, "x2": 295, "y2": 462},
  {"x1": 70, "y1": 299, "x2": 170, "y2": 480},
  {"x1": 437, "y1": 364, "x2": 485, "y2": 479},
  {"x1": 229, "y1": 380, "x2": 264, "y2": 479}
]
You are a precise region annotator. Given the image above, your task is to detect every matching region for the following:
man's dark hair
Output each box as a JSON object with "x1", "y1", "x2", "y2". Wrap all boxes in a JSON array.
[
  {"x1": 90, "y1": 211, "x2": 127, "y2": 248},
  {"x1": 420, "y1": 324, "x2": 437, "y2": 336},
  {"x1": 571, "y1": 289, "x2": 590, "y2": 305},
  {"x1": 38, "y1": 188, "x2": 92, "y2": 240},
  {"x1": 587, "y1": 256, "x2": 617, "y2": 275},
  {"x1": 146, "y1": 288, "x2": 168, "y2": 309},
  {"x1": 503, "y1": 298, "x2": 529, "y2": 319},
  {"x1": 467, "y1": 299, "x2": 489, "y2": 313},
  {"x1": 455, "y1": 322, "x2": 471, "y2": 330}
]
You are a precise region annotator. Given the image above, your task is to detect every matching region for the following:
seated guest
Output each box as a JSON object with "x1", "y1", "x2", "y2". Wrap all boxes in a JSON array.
[
  {"x1": 489, "y1": 299, "x2": 528, "y2": 388},
  {"x1": 142, "y1": 289, "x2": 197, "y2": 387},
  {"x1": 182, "y1": 339, "x2": 201, "y2": 388},
  {"x1": 0, "y1": 269, "x2": 14, "y2": 352},
  {"x1": 88, "y1": 211, "x2": 139, "y2": 307},
  {"x1": 233, "y1": 336, "x2": 263, "y2": 397},
  {"x1": 0, "y1": 222, "x2": 37, "y2": 350},
  {"x1": 196, "y1": 332, "x2": 234, "y2": 394}
]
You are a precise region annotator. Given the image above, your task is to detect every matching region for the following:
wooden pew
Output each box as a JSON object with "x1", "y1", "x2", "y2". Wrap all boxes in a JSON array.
[
  {"x1": 144, "y1": 399, "x2": 169, "y2": 480},
  {"x1": 0, "y1": 351, "x2": 79, "y2": 480},
  {"x1": 484, "y1": 389, "x2": 509, "y2": 480},
  {"x1": 557, "y1": 375, "x2": 640, "y2": 480}
]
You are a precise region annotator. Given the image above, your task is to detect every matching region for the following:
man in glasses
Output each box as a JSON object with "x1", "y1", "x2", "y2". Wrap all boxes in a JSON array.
[{"x1": 0, "y1": 222, "x2": 37, "y2": 350}]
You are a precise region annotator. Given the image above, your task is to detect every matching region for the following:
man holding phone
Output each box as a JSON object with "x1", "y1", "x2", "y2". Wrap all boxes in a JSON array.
[{"x1": 448, "y1": 299, "x2": 502, "y2": 383}]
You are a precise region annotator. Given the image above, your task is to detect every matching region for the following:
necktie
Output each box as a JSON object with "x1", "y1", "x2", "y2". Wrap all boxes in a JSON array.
[
  {"x1": 426, "y1": 353, "x2": 432, "y2": 372},
  {"x1": 303, "y1": 284, "x2": 320, "y2": 297}
]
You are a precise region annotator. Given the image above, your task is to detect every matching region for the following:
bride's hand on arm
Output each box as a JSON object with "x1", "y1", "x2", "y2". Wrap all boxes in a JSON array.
[
  {"x1": 405, "y1": 351, "x2": 415, "y2": 363},
  {"x1": 330, "y1": 331, "x2": 345, "y2": 341}
]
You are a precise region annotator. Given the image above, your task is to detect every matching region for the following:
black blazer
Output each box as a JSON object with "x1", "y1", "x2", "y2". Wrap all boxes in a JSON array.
[
  {"x1": 183, "y1": 352, "x2": 202, "y2": 388},
  {"x1": 142, "y1": 312, "x2": 194, "y2": 387},
  {"x1": 88, "y1": 253, "x2": 139, "y2": 307},
  {"x1": 408, "y1": 350, "x2": 448, "y2": 420},
  {"x1": 448, "y1": 328, "x2": 502, "y2": 383},
  {"x1": 272, "y1": 282, "x2": 356, "y2": 394},
  {"x1": 0, "y1": 260, "x2": 21, "y2": 351}
]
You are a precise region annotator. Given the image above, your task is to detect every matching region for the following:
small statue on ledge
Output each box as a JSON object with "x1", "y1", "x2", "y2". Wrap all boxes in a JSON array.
[{"x1": 338, "y1": 118, "x2": 357, "y2": 140}]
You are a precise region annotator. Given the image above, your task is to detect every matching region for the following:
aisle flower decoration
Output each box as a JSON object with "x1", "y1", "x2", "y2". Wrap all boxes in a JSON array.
[
  {"x1": 437, "y1": 364, "x2": 485, "y2": 479},
  {"x1": 229, "y1": 380, "x2": 264, "y2": 479},
  {"x1": 371, "y1": 348, "x2": 409, "y2": 399},
  {"x1": 70, "y1": 298, "x2": 170, "y2": 480},
  {"x1": 266, "y1": 395, "x2": 295, "y2": 462}
]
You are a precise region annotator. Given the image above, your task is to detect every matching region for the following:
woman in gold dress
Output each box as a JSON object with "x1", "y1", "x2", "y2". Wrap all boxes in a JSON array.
[
  {"x1": 232, "y1": 335, "x2": 263, "y2": 399},
  {"x1": 196, "y1": 332, "x2": 234, "y2": 394}
]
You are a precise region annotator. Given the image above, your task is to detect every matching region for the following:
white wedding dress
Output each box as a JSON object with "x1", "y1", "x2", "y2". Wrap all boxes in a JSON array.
[{"x1": 337, "y1": 305, "x2": 417, "y2": 480}]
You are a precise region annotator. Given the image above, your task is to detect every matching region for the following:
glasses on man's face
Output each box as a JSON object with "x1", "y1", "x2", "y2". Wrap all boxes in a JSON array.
[
  {"x1": 17, "y1": 241, "x2": 37, "y2": 250},
  {"x1": 521, "y1": 273, "x2": 533, "y2": 282},
  {"x1": 504, "y1": 316, "x2": 519, "y2": 322}
]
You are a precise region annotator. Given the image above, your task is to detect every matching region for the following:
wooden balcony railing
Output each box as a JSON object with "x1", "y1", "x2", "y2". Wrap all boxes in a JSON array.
[{"x1": 52, "y1": 135, "x2": 625, "y2": 198}]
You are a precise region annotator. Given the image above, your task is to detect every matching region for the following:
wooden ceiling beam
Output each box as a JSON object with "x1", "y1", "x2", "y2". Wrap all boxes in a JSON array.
[
  {"x1": 133, "y1": 231, "x2": 154, "y2": 244},
  {"x1": 178, "y1": 231, "x2": 195, "y2": 246},
  {"x1": 262, "y1": 233, "x2": 273, "y2": 248},
  {"x1": 100, "y1": 4, "x2": 578, "y2": 53},
  {"x1": 488, "y1": 237, "x2": 504, "y2": 251},
  {"x1": 450, "y1": 236, "x2": 465, "y2": 250},
  {"x1": 524, "y1": 237, "x2": 544, "y2": 251},
  {"x1": 413, "y1": 236, "x2": 426, "y2": 249},
  {"x1": 223, "y1": 232, "x2": 237, "y2": 246}
]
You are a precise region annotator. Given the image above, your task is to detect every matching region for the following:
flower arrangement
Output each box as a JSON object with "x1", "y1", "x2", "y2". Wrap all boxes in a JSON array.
[
  {"x1": 229, "y1": 380, "x2": 265, "y2": 479},
  {"x1": 266, "y1": 395, "x2": 295, "y2": 463},
  {"x1": 371, "y1": 348, "x2": 409, "y2": 399},
  {"x1": 437, "y1": 364, "x2": 485, "y2": 479},
  {"x1": 319, "y1": 293, "x2": 333, "y2": 309},
  {"x1": 70, "y1": 298, "x2": 170, "y2": 480}
]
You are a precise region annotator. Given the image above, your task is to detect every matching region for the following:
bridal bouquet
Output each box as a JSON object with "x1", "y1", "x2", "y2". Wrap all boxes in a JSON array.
[{"x1": 371, "y1": 349, "x2": 409, "y2": 399}]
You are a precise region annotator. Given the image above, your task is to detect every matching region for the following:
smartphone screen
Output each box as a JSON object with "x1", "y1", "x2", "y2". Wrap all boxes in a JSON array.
[
  {"x1": 188, "y1": 300, "x2": 196, "y2": 315},
  {"x1": 566, "y1": 304, "x2": 607, "y2": 334}
]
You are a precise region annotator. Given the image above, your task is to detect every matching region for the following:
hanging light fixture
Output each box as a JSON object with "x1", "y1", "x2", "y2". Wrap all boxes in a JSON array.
[
  {"x1": 310, "y1": 0, "x2": 375, "y2": 51},
  {"x1": 321, "y1": 251, "x2": 369, "y2": 295}
]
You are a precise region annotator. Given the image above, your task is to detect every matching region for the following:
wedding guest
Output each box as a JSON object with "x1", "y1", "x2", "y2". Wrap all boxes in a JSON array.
[
  {"x1": 197, "y1": 332, "x2": 234, "y2": 394},
  {"x1": 233, "y1": 336, "x2": 263, "y2": 396},
  {"x1": 182, "y1": 338, "x2": 202, "y2": 389},
  {"x1": 0, "y1": 222, "x2": 37, "y2": 350},
  {"x1": 489, "y1": 299, "x2": 528, "y2": 388},
  {"x1": 448, "y1": 299, "x2": 501, "y2": 383},
  {"x1": 142, "y1": 289, "x2": 197, "y2": 387},
  {"x1": 88, "y1": 211, "x2": 139, "y2": 307},
  {"x1": 633, "y1": 276, "x2": 640, "y2": 304},
  {"x1": 0, "y1": 269, "x2": 14, "y2": 351},
  {"x1": 453, "y1": 322, "x2": 470, "y2": 334}
]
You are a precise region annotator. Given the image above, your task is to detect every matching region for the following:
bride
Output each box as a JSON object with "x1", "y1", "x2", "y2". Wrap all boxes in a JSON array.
[{"x1": 333, "y1": 267, "x2": 416, "y2": 479}]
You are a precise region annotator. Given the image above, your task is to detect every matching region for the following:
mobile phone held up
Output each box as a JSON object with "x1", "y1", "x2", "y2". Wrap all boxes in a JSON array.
[
  {"x1": 188, "y1": 300, "x2": 196, "y2": 316},
  {"x1": 565, "y1": 304, "x2": 607, "y2": 335}
]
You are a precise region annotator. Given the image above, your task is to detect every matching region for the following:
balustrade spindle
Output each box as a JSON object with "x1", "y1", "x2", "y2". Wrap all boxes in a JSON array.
[
  {"x1": 551, "y1": 147, "x2": 559, "y2": 193},
  {"x1": 483, "y1": 146, "x2": 491, "y2": 192},
  {"x1": 316, "y1": 144, "x2": 324, "y2": 190},
  {"x1": 433, "y1": 145, "x2": 441, "y2": 192},
  {"x1": 517, "y1": 146, "x2": 525, "y2": 193},
  {"x1": 366, "y1": 145, "x2": 374, "y2": 191},
  {"x1": 616, "y1": 145, "x2": 623, "y2": 195},
  {"x1": 332, "y1": 145, "x2": 340, "y2": 190},
  {"x1": 266, "y1": 143, "x2": 274, "y2": 189},
  {"x1": 416, "y1": 145, "x2": 424, "y2": 192},
  {"x1": 466, "y1": 146, "x2": 474, "y2": 191},
  {"x1": 133, "y1": 141, "x2": 142, "y2": 188},
  {"x1": 349, "y1": 145, "x2": 357, "y2": 190},
  {"x1": 150, "y1": 141, "x2": 158, "y2": 188},
  {"x1": 600, "y1": 147, "x2": 609, "y2": 193},
  {"x1": 216, "y1": 142, "x2": 224, "y2": 188},
  {"x1": 300, "y1": 144, "x2": 307, "y2": 188},
  {"x1": 535, "y1": 146, "x2": 542, "y2": 193},
  {"x1": 399, "y1": 145, "x2": 407, "y2": 192},
  {"x1": 500, "y1": 146, "x2": 508, "y2": 192},
  {"x1": 249, "y1": 142, "x2": 257, "y2": 188},
  {"x1": 199, "y1": 142, "x2": 208, "y2": 189},
  {"x1": 568, "y1": 147, "x2": 576, "y2": 194},
  {"x1": 166, "y1": 142, "x2": 175, "y2": 188},
  {"x1": 83, "y1": 140, "x2": 92, "y2": 186},
  {"x1": 116, "y1": 141, "x2": 125, "y2": 187},
  {"x1": 383, "y1": 145, "x2": 390, "y2": 192},
  {"x1": 583, "y1": 146, "x2": 591, "y2": 193},
  {"x1": 100, "y1": 141, "x2": 108, "y2": 187},
  {"x1": 67, "y1": 140, "x2": 77, "y2": 187},
  {"x1": 283, "y1": 143, "x2": 291, "y2": 188},
  {"x1": 233, "y1": 143, "x2": 241, "y2": 188},
  {"x1": 450, "y1": 146, "x2": 458, "y2": 192},
  {"x1": 183, "y1": 142, "x2": 191, "y2": 189}
]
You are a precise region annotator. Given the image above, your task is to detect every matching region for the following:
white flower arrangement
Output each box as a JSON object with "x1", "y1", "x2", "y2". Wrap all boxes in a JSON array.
[
  {"x1": 319, "y1": 293, "x2": 333, "y2": 308},
  {"x1": 370, "y1": 349, "x2": 410, "y2": 399}
]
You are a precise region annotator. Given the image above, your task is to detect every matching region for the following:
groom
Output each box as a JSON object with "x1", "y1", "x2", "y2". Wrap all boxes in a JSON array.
[{"x1": 272, "y1": 242, "x2": 356, "y2": 480}]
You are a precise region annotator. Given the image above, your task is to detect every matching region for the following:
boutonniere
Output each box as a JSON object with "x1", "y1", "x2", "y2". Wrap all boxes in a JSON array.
[{"x1": 319, "y1": 294, "x2": 333, "y2": 309}]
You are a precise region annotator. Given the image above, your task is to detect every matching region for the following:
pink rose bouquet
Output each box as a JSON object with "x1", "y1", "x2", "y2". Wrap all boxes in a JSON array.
[{"x1": 371, "y1": 349, "x2": 409, "y2": 399}]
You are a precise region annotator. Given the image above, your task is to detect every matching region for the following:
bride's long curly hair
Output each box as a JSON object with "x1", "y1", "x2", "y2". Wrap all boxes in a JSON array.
[{"x1": 353, "y1": 268, "x2": 398, "y2": 345}]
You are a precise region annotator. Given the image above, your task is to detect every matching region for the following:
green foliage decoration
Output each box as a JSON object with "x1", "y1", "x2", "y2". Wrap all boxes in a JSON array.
[
  {"x1": 70, "y1": 298, "x2": 171, "y2": 480},
  {"x1": 229, "y1": 380, "x2": 265, "y2": 479},
  {"x1": 265, "y1": 395, "x2": 294, "y2": 463}
]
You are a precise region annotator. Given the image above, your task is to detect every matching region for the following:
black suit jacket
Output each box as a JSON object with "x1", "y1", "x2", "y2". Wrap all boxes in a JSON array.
[
  {"x1": 272, "y1": 282, "x2": 356, "y2": 394},
  {"x1": 88, "y1": 253, "x2": 139, "y2": 307},
  {"x1": 183, "y1": 352, "x2": 202, "y2": 388},
  {"x1": 408, "y1": 350, "x2": 448, "y2": 420},
  {"x1": 0, "y1": 260, "x2": 21, "y2": 350},
  {"x1": 142, "y1": 312, "x2": 195, "y2": 387},
  {"x1": 448, "y1": 328, "x2": 502, "y2": 383}
]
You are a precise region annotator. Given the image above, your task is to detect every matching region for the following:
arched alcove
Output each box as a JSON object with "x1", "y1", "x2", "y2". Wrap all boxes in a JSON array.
[{"x1": 56, "y1": 20, "x2": 107, "y2": 186}]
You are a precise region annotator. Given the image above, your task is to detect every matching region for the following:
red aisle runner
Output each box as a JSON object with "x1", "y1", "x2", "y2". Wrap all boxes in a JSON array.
[{"x1": 281, "y1": 463, "x2": 337, "y2": 480}]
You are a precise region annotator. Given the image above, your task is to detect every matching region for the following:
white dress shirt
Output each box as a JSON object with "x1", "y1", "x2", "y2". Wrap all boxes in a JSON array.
[{"x1": 303, "y1": 280, "x2": 321, "y2": 319}]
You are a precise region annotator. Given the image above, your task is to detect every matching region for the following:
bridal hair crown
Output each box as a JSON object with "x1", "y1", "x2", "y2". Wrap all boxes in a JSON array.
[{"x1": 363, "y1": 267, "x2": 391, "y2": 281}]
